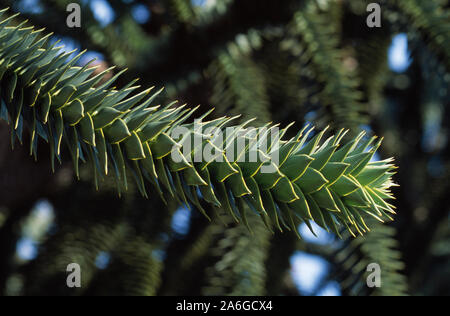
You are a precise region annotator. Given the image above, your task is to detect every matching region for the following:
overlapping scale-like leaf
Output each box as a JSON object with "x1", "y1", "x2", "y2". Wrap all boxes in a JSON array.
[{"x1": 0, "y1": 10, "x2": 398, "y2": 237}]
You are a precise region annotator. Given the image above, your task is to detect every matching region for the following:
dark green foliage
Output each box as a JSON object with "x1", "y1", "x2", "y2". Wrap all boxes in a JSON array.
[
  {"x1": 0, "y1": 10, "x2": 397, "y2": 236},
  {"x1": 329, "y1": 221, "x2": 408, "y2": 296},
  {"x1": 392, "y1": 0, "x2": 450, "y2": 71},
  {"x1": 0, "y1": 0, "x2": 448, "y2": 296}
]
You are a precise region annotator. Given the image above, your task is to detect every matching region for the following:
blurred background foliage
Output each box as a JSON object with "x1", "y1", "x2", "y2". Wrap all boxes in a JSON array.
[{"x1": 0, "y1": 0, "x2": 449, "y2": 296}]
